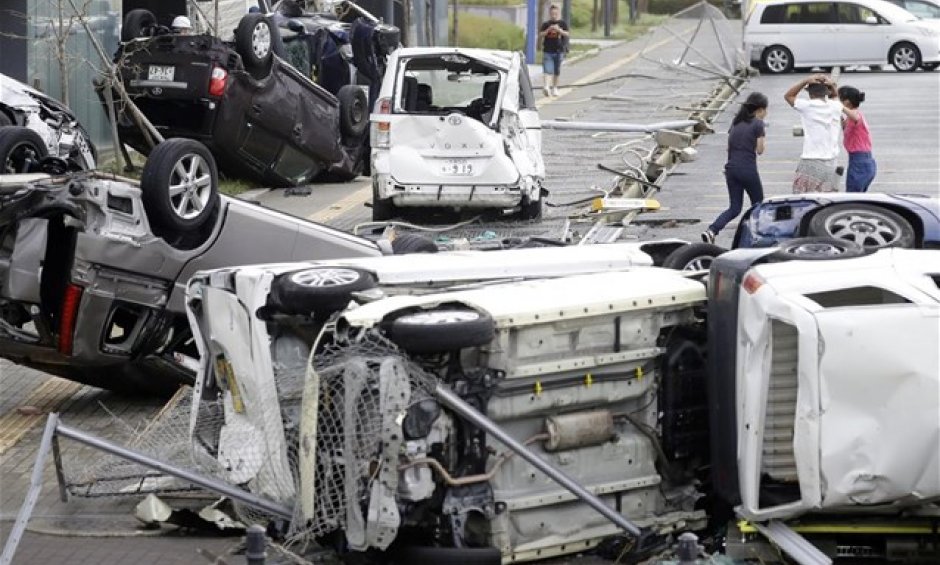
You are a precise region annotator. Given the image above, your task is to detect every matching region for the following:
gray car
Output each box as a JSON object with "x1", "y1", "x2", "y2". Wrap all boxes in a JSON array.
[{"x1": 0, "y1": 141, "x2": 380, "y2": 394}]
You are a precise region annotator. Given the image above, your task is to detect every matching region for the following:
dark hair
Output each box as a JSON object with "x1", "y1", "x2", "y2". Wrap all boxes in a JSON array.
[
  {"x1": 838, "y1": 86, "x2": 865, "y2": 108},
  {"x1": 806, "y1": 82, "x2": 829, "y2": 99},
  {"x1": 550, "y1": 4, "x2": 560, "y2": 10},
  {"x1": 731, "y1": 92, "x2": 768, "y2": 126}
]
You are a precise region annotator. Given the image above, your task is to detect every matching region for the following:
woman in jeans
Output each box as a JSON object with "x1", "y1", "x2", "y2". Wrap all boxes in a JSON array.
[
  {"x1": 838, "y1": 86, "x2": 876, "y2": 192},
  {"x1": 702, "y1": 92, "x2": 768, "y2": 244}
]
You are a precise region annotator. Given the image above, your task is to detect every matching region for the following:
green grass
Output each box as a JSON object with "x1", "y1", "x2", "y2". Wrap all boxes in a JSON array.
[
  {"x1": 451, "y1": 12, "x2": 526, "y2": 51},
  {"x1": 98, "y1": 152, "x2": 258, "y2": 197},
  {"x1": 459, "y1": 0, "x2": 519, "y2": 5},
  {"x1": 569, "y1": 8, "x2": 669, "y2": 41}
]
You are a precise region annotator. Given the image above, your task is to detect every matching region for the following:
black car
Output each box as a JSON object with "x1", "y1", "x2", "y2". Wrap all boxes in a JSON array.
[{"x1": 104, "y1": 1, "x2": 398, "y2": 187}]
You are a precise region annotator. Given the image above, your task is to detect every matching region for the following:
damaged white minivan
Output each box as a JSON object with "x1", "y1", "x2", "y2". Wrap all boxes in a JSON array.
[
  {"x1": 186, "y1": 243, "x2": 940, "y2": 564},
  {"x1": 369, "y1": 48, "x2": 545, "y2": 221}
]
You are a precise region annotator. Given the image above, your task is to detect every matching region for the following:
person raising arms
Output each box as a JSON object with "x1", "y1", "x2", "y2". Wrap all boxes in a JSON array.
[{"x1": 784, "y1": 74, "x2": 843, "y2": 194}]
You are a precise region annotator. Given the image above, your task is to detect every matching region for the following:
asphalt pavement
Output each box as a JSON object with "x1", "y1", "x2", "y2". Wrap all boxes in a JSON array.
[{"x1": 1, "y1": 12, "x2": 938, "y2": 564}]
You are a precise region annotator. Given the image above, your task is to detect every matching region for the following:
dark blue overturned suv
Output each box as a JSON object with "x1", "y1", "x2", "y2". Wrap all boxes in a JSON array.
[{"x1": 103, "y1": 1, "x2": 398, "y2": 187}]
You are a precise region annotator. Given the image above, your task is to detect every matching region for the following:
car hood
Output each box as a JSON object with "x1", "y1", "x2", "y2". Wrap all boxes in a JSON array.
[{"x1": 0, "y1": 73, "x2": 42, "y2": 111}]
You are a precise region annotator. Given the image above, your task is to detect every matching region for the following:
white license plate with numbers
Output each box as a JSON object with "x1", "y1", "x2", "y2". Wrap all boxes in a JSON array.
[
  {"x1": 148, "y1": 65, "x2": 175, "y2": 82},
  {"x1": 441, "y1": 159, "x2": 473, "y2": 176}
]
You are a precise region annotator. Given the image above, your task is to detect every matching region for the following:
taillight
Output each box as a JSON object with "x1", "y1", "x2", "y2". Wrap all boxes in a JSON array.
[
  {"x1": 742, "y1": 272, "x2": 765, "y2": 295},
  {"x1": 58, "y1": 284, "x2": 83, "y2": 355},
  {"x1": 208, "y1": 66, "x2": 228, "y2": 97},
  {"x1": 372, "y1": 97, "x2": 391, "y2": 148}
]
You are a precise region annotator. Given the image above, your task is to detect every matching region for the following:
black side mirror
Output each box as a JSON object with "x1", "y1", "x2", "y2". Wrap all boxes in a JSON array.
[{"x1": 287, "y1": 19, "x2": 305, "y2": 34}]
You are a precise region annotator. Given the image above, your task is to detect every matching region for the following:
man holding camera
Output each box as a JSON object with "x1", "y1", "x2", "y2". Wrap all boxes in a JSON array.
[{"x1": 539, "y1": 5, "x2": 570, "y2": 97}]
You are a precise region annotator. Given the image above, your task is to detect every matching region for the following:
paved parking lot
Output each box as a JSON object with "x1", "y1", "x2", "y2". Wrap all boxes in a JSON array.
[{"x1": 1, "y1": 12, "x2": 938, "y2": 564}]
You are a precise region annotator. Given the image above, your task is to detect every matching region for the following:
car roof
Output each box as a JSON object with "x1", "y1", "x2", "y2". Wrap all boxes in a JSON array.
[
  {"x1": 392, "y1": 47, "x2": 516, "y2": 70},
  {"x1": 751, "y1": 0, "x2": 922, "y2": 21}
]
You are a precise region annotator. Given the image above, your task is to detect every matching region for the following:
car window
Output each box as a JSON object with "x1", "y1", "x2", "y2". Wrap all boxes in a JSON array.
[
  {"x1": 784, "y1": 2, "x2": 837, "y2": 23},
  {"x1": 905, "y1": 0, "x2": 940, "y2": 17},
  {"x1": 837, "y1": 3, "x2": 878, "y2": 22},
  {"x1": 396, "y1": 55, "x2": 503, "y2": 120},
  {"x1": 761, "y1": 4, "x2": 787, "y2": 23}
]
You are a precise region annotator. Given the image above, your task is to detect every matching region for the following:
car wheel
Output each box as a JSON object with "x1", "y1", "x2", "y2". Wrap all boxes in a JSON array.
[
  {"x1": 519, "y1": 195, "x2": 543, "y2": 220},
  {"x1": 235, "y1": 14, "x2": 274, "y2": 77},
  {"x1": 662, "y1": 243, "x2": 728, "y2": 271},
  {"x1": 805, "y1": 203, "x2": 915, "y2": 249},
  {"x1": 385, "y1": 308, "x2": 495, "y2": 354},
  {"x1": 392, "y1": 233, "x2": 438, "y2": 254},
  {"x1": 770, "y1": 237, "x2": 868, "y2": 261},
  {"x1": 889, "y1": 42, "x2": 921, "y2": 72},
  {"x1": 922, "y1": 63, "x2": 939, "y2": 71},
  {"x1": 372, "y1": 180, "x2": 397, "y2": 221},
  {"x1": 0, "y1": 126, "x2": 48, "y2": 174},
  {"x1": 0, "y1": 112, "x2": 12, "y2": 127},
  {"x1": 140, "y1": 138, "x2": 220, "y2": 235},
  {"x1": 761, "y1": 45, "x2": 793, "y2": 74},
  {"x1": 272, "y1": 267, "x2": 377, "y2": 316},
  {"x1": 338, "y1": 85, "x2": 369, "y2": 139},
  {"x1": 121, "y1": 9, "x2": 157, "y2": 42}
]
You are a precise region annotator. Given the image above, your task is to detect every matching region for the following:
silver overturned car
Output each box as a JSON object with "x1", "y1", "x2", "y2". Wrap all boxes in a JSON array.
[{"x1": 0, "y1": 140, "x2": 379, "y2": 394}]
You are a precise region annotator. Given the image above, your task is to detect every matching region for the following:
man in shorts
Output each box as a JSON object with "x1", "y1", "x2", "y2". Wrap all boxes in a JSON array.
[
  {"x1": 784, "y1": 74, "x2": 843, "y2": 193},
  {"x1": 539, "y1": 5, "x2": 569, "y2": 97}
]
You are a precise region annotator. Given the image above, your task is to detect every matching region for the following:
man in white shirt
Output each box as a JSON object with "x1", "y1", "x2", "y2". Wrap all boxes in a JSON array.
[{"x1": 784, "y1": 74, "x2": 843, "y2": 193}]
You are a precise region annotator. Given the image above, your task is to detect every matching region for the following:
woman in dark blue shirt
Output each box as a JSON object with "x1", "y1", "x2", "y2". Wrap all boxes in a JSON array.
[{"x1": 702, "y1": 92, "x2": 769, "y2": 244}]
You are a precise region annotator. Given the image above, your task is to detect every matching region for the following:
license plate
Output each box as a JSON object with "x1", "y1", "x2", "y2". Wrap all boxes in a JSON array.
[
  {"x1": 147, "y1": 65, "x2": 175, "y2": 82},
  {"x1": 441, "y1": 159, "x2": 473, "y2": 176}
]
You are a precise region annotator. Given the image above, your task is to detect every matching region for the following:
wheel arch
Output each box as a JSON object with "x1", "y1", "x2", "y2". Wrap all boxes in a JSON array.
[
  {"x1": 800, "y1": 202, "x2": 925, "y2": 247},
  {"x1": 888, "y1": 40, "x2": 921, "y2": 62}
]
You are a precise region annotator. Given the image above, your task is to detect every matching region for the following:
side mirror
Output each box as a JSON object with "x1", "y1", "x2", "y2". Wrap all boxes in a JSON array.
[
  {"x1": 287, "y1": 19, "x2": 305, "y2": 34},
  {"x1": 864, "y1": 15, "x2": 879, "y2": 24}
]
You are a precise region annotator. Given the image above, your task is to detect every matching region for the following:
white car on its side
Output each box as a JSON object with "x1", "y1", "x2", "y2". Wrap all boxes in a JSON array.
[
  {"x1": 745, "y1": 0, "x2": 940, "y2": 72},
  {"x1": 369, "y1": 48, "x2": 545, "y2": 221}
]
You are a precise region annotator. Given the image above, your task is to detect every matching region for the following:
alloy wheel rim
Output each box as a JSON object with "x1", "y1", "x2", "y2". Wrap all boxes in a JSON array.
[
  {"x1": 894, "y1": 47, "x2": 916, "y2": 70},
  {"x1": 290, "y1": 268, "x2": 361, "y2": 288},
  {"x1": 767, "y1": 50, "x2": 788, "y2": 72},
  {"x1": 824, "y1": 211, "x2": 901, "y2": 248},
  {"x1": 683, "y1": 256, "x2": 714, "y2": 271},
  {"x1": 789, "y1": 242, "x2": 849, "y2": 257},
  {"x1": 2, "y1": 142, "x2": 40, "y2": 174},
  {"x1": 252, "y1": 22, "x2": 271, "y2": 59},
  {"x1": 168, "y1": 153, "x2": 212, "y2": 220}
]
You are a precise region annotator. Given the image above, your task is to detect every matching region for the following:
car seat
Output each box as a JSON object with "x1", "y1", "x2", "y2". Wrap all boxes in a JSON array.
[
  {"x1": 415, "y1": 84, "x2": 434, "y2": 111},
  {"x1": 402, "y1": 76, "x2": 419, "y2": 111}
]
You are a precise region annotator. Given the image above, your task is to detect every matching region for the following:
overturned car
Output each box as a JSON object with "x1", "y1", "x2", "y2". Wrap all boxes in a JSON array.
[
  {"x1": 186, "y1": 241, "x2": 940, "y2": 562},
  {"x1": 106, "y1": 1, "x2": 397, "y2": 186},
  {"x1": 1, "y1": 73, "x2": 97, "y2": 173}
]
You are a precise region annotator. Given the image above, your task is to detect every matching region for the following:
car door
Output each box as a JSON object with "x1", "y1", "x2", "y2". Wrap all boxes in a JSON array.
[
  {"x1": 786, "y1": 2, "x2": 839, "y2": 67},
  {"x1": 499, "y1": 54, "x2": 545, "y2": 181},
  {"x1": 833, "y1": 2, "x2": 887, "y2": 63}
]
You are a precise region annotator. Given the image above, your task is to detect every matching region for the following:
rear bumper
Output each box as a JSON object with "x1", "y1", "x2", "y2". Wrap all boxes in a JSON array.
[{"x1": 375, "y1": 173, "x2": 525, "y2": 208}]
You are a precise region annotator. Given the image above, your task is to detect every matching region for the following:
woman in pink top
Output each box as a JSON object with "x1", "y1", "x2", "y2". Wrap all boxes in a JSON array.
[{"x1": 838, "y1": 86, "x2": 876, "y2": 193}]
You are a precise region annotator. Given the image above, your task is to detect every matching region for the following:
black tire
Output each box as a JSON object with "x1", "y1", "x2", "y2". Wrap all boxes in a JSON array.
[
  {"x1": 519, "y1": 195, "x2": 543, "y2": 220},
  {"x1": 121, "y1": 9, "x2": 157, "y2": 42},
  {"x1": 761, "y1": 45, "x2": 794, "y2": 74},
  {"x1": 372, "y1": 180, "x2": 397, "y2": 221},
  {"x1": 805, "y1": 203, "x2": 915, "y2": 249},
  {"x1": 338, "y1": 85, "x2": 369, "y2": 139},
  {"x1": 770, "y1": 237, "x2": 868, "y2": 261},
  {"x1": 390, "y1": 545, "x2": 501, "y2": 565},
  {"x1": 392, "y1": 233, "x2": 438, "y2": 254},
  {"x1": 385, "y1": 307, "x2": 495, "y2": 354},
  {"x1": 889, "y1": 42, "x2": 921, "y2": 73},
  {"x1": 922, "y1": 63, "x2": 939, "y2": 71},
  {"x1": 0, "y1": 126, "x2": 48, "y2": 174},
  {"x1": 272, "y1": 267, "x2": 377, "y2": 315},
  {"x1": 0, "y1": 111, "x2": 12, "y2": 127},
  {"x1": 235, "y1": 14, "x2": 275, "y2": 77},
  {"x1": 140, "y1": 138, "x2": 219, "y2": 235},
  {"x1": 663, "y1": 243, "x2": 728, "y2": 271}
]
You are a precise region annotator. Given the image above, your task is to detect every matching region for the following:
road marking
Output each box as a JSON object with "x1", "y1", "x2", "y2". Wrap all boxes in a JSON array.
[
  {"x1": 0, "y1": 377, "x2": 82, "y2": 455},
  {"x1": 306, "y1": 182, "x2": 371, "y2": 223},
  {"x1": 537, "y1": 27, "x2": 695, "y2": 109}
]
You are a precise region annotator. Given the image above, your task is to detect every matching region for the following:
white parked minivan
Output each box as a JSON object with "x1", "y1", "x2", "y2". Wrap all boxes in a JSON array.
[
  {"x1": 745, "y1": 0, "x2": 940, "y2": 72},
  {"x1": 369, "y1": 48, "x2": 545, "y2": 221}
]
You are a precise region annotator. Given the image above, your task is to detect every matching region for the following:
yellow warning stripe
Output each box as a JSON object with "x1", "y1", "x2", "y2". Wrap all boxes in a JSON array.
[
  {"x1": 306, "y1": 183, "x2": 372, "y2": 224},
  {"x1": 738, "y1": 520, "x2": 937, "y2": 535},
  {"x1": 0, "y1": 377, "x2": 82, "y2": 455}
]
